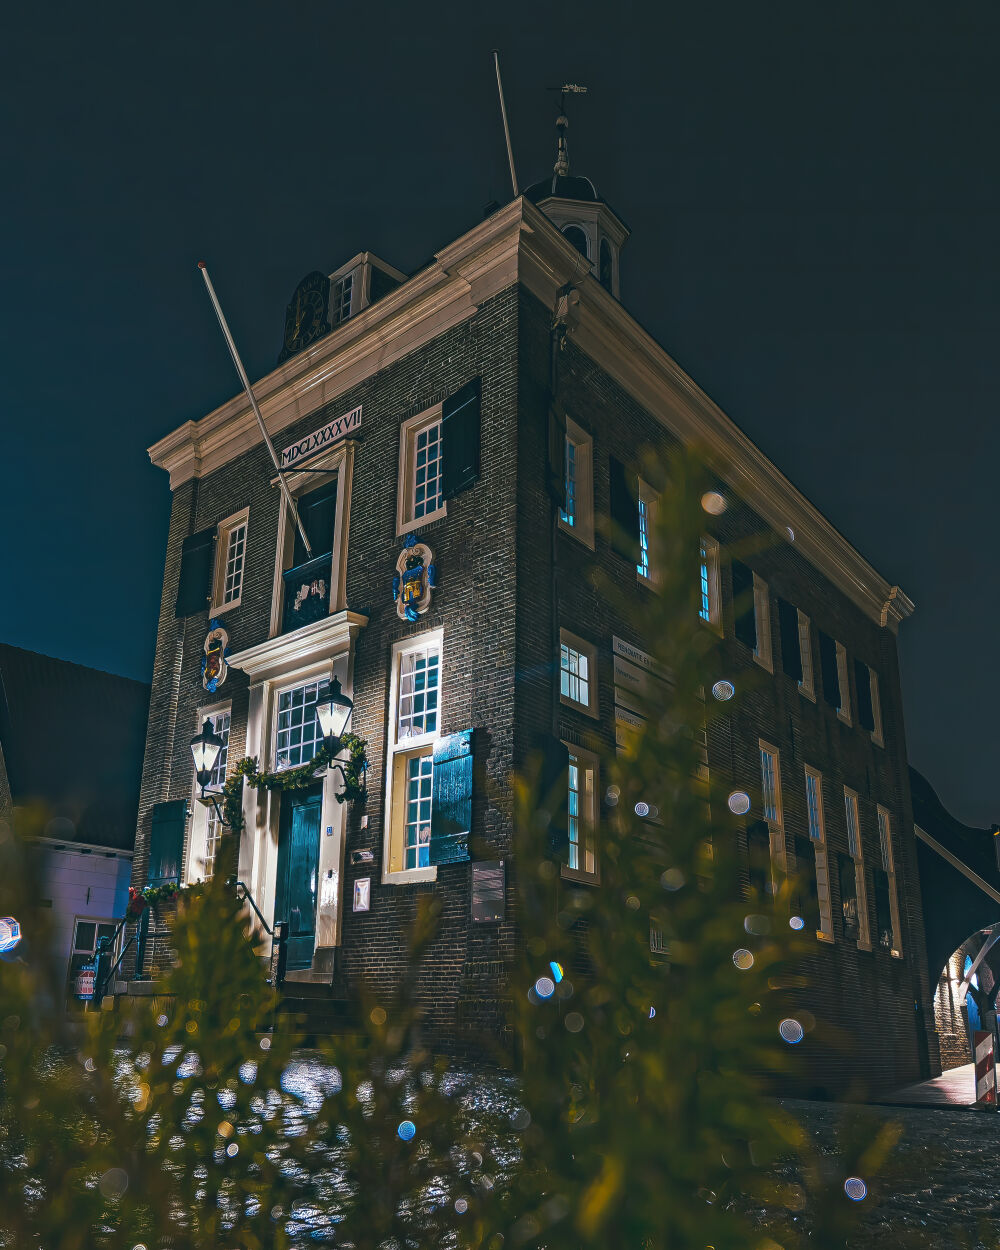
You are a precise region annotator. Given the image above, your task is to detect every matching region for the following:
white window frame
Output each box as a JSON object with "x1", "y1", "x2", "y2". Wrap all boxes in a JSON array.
[
  {"x1": 557, "y1": 417, "x2": 595, "y2": 549},
  {"x1": 797, "y1": 609, "x2": 815, "y2": 700},
  {"x1": 210, "y1": 507, "x2": 250, "y2": 616},
  {"x1": 804, "y1": 765, "x2": 834, "y2": 941},
  {"x1": 186, "y1": 700, "x2": 232, "y2": 884},
  {"x1": 835, "y1": 642, "x2": 852, "y2": 726},
  {"x1": 559, "y1": 628, "x2": 599, "y2": 719},
  {"x1": 382, "y1": 627, "x2": 443, "y2": 885},
  {"x1": 562, "y1": 741, "x2": 600, "y2": 885},
  {"x1": 758, "y1": 739, "x2": 785, "y2": 894},
  {"x1": 636, "y1": 479, "x2": 659, "y2": 587},
  {"x1": 396, "y1": 403, "x2": 447, "y2": 536},
  {"x1": 698, "y1": 536, "x2": 722, "y2": 632},
  {"x1": 752, "y1": 573, "x2": 773, "y2": 672},
  {"x1": 273, "y1": 677, "x2": 326, "y2": 771},
  {"x1": 869, "y1": 667, "x2": 884, "y2": 747},
  {"x1": 877, "y1": 804, "x2": 903, "y2": 957},
  {"x1": 844, "y1": 787, "x2": 871, "y2": 950},
  {"x1": 268, "y1": 440, "x2": 355, "y2": 639}
]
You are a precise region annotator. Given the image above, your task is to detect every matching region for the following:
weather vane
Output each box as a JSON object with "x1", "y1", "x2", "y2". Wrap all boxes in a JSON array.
[{"x1": 546, "y1": 83, "x2": 588, "y2": 177}]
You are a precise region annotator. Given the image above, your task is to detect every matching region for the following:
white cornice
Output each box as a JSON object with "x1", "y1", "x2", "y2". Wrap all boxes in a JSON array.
[
  {"x1": 149, "y1": 195, "x2": 912, "y2": 630},
  {"x1": 227, "y1": 611, "x2": 369, "y2": 685}
]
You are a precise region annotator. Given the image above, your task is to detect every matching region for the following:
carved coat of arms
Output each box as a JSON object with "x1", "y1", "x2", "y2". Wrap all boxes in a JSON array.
[
  {"x1": 393, "y1": 535, "x2": 436, "y2": 622},
  {"x1": 201, "y1": 619, "x2": 231, "y2": 692}
]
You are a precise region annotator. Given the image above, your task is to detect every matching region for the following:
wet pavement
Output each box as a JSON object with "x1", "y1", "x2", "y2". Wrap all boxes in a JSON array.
[
  {"x1": 778, "y1": 1095, "x2": 1000, "y2": 1249},
  {"x1": 879, "y1": 1062, "x2": 979, "y2": 1109}
]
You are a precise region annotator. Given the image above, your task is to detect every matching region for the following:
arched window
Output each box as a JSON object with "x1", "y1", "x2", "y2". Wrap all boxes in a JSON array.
[
  {"x1": 562, "y1": 224, "x2": 589, "y2": 259},
  {"x1": 599, "y1": 239, "x2": 614, "y2": 292}
]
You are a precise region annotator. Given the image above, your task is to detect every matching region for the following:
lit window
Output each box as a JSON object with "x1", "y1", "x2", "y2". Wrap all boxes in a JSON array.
[
  {"x1": 203, "y1": 708, "x2": 230, "y2": 879},
  {"x1": 559, "y1": 629, "x2": 598, "y2": 716},
  {"x1": 804, "y1": 766, "x2": 834, "y2": 939},
  {"x1": 843, "y1": 788, "x2": 871, "y2": 948},
  {"x1": 557, "y1": 417, "x2": 594, "y2": 547},
  {"x1": 67, "y1": 918, "x2": 116, "y2": 1005},
  {"x1": 699, "y1": 537, "x2": 721, "y2": 628},
  {"x1": 385, "y1": 629, "x2": 443, "y2": 879},
  {"x1": 397, "y1": 646, "x2": 440, "y2": 740},
  {"x1": 403, "y1": 754, "x2": 434, "y2": 870},
  {"x1": 636, "y1": 480, "x2": 659, "y2": 585},
  {"x1": 275, "y1": 680, "x2": 324, "y2": 769},
  {"x1": 397, "y1": 407, "x2": 447, "y2": 534},
  {"x1": 564, "y1": 744, "x2": 599, "y2": 882},
  {"x1": 211, "y1": 508, "x2": 250, "y2": 614},
  {"x1": 876, "y1": 805, "x2": 902, "y2": 955}
]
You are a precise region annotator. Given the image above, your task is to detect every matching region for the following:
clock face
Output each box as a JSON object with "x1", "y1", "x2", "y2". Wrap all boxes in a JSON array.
[{"x1": 278, "y1": 271, "x2": 332, "y2": 363}]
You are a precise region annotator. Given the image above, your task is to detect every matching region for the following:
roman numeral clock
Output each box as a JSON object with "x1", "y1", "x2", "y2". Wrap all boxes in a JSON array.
[{"x1": 278, "y1": 270, "x2": 332, "y2": 364}]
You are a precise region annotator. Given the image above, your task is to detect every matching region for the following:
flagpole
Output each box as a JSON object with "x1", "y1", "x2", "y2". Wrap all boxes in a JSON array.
[
  {"x1": 197, "y1": 262, "x2": 313, "y2": 560},
  {"x1": 492, "y1": 50, "x2": 519, "y2": 198}
]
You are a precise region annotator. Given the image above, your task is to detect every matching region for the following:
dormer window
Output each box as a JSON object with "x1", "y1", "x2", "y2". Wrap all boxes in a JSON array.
[
  {"x1": 331, "y1": 271, "x2": 354, "y2": 326},
  {"x1": 563, "y1": 224, "x2": 590, "y2": 258}
]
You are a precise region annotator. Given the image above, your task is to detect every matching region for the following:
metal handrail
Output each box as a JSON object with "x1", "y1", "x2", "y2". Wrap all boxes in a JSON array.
[{"x1": 231, "y1": 879, "x2": 273, "y2": 935}]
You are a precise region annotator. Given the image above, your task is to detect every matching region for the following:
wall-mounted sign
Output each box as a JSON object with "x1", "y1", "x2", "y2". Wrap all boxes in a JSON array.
[
  {"x1": 279, "y1": 405, "x2": 362, "y2": 471},
  {"x1": 393, "y1": 535, "x2": 436, "y2": 622},
  {"x1": 353, "y1": 878, "x2": 371, "y2": 913},
  {"x1": 201, "y1": 619, "x2": 230, "y2": 692},
  {"x1": 75, "y1": 962, "x2": 97, "y2": 1001},
  {"x1": 471, "y1": 861, "x2": 505, "y2": 924}
]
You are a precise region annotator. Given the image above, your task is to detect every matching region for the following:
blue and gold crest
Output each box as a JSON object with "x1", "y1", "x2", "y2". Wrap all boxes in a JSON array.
[
  {"x1": 201, "y1": 619, "x2": 231, "y2": 692},
  {"x1": 393, "y1": 534, "x2": 436, "y2": 623}
]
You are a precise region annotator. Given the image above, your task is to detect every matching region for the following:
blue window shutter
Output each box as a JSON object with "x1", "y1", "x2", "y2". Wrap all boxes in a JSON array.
[
  {"x1": 148, "y1": 799, "x2": 188, "y2": 886},
  {"x1": 441, "y1": 378, "x2": 481, "y2": 500},
  {"x1": 429, "y1": 729, "x2": 474, "y2": 865},
  {"x1": 175, "y1": 528, "x2": 216, "y2": 618},
  {"x1": 732, "y1": 560, "x2": 757, "y2": 651}
]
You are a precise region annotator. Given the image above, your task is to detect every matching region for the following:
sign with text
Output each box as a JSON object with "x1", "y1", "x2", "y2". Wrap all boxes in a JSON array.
[
  {"x1": 75, "y1": 963, "x2": 97, "y2": 1001},
  {"x1": 280, "y1": 405, "x2": 362, "y2": 471}
]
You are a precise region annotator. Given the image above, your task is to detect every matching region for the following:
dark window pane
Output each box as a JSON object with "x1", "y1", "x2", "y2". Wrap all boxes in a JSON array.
[
  {"x1": 855, "y1": 659, "x2": 875, "y2": 731},
  {"x1": 732, "y1": 561, "x2": 757, "y2": 651},
  {"x1": 838, "y1": 852, "x2": 859, "y2": 940},
  {"x1": 818, "y1": 631, "x2": 840, "y2": 709},
  {"x1": 778, "y1": 598, "x2": 802, "y2": 682},
  {"x1": 563, "y1": 225, "x2": 589, "y2": 257},
  {"x1": 73, "y1": 922, "x2": 96, "y2": 954}
]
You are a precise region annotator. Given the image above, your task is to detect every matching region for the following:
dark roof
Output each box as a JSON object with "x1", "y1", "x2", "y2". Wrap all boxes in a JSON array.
[
  {"x1": 523, "y1": 174, "x2": 602, "y2": 205},
  {"x1": 0, "y1": 645, "x2": 150, "y2": 850}
]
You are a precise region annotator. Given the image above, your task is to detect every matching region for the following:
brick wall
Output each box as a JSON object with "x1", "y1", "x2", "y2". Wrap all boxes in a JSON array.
[{"x1": 513, "y1": 287, "x2": 936, "y2": 1095}]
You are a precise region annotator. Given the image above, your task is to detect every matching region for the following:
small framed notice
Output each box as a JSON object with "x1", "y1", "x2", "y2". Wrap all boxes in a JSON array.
[
  {"x1": 353, "y1": 877, "x2": 371, "y2": 913},
  {"x1": 471, "y1": 860, "x2": 505, "y2": 924}
]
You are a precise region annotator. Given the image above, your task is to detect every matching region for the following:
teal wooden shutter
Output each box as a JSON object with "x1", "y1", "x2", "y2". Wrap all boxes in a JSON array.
[
  {"x1": 818, "y1": 631, "x2": 840, "y2": 709},
  {"x1": 732, "y1": 560, "x2": 757, "y2": 651},
  {"x1": 429, "y1": 729, "x2": 474, "y2": 865},
  {"x1": 855, "y1": 658, "x2": 875, "y2": 731},
  {"x1": 441, "y1": 379, "x2": 481, "y2": 499},
  {"x1": 608, "y1": 456, "x2": 640, "y2": 561},
  {"x1": 535, "y1": 735, "x2": 569, "y2": 858},
  {"x1": 148, "y1": 799, "x2": 187, "y2": 886},
  {"x1": 174, "y1": 528, "x2": 216, "y2": 617},
  {"x1": 777, "y1": 597, "x2": 802, "y2": 681}
]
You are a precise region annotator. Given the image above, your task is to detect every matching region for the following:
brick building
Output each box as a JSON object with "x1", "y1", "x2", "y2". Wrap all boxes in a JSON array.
[{"x1": 131, "y1": 135, "x2": 935, "y2": 1093}]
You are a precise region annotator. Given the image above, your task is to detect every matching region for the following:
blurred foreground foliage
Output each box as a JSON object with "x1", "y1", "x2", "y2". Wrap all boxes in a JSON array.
[{"x1": 0, "y1": 454, "x2": 949, "y2": 1248}]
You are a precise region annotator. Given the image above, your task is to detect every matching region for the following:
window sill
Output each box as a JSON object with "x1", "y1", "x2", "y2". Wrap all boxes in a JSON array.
[
  {"x1": 752, "y1": 652, "x2": 773, "y2": 673},
  {"x1": 871, "y1": 732, "x2": 884, "y2": 748},
  {"x1": 397, "y1": 505, "x2": 447, "y2": 539},
  {"x1": 698, "y1": 615, "x2": 723, "y2": 636},
  {"x1": 561, "y1": 864, "x2": 599, "y2": 886},
  {"x1": 557, "y1": 516, "x2": 595, "y2": 550},
  {"x1": 381, "y1": 865, "x2": 438, "y2": 886},
  {"x1": 816, "y1": 930, "x2": 835, "y2": 944},
  {"x1": 856, "y1": 940, "x2": 873, "y2": 953},
  {"x1": 559, "y1": 692, "x2": 600, "y2": 720},
  {"x1": 797, "y1": 682, "x2": 816, "y2": 702},
  {"x1": 208, "y1": 599, "x2": 240, "y2": 618},
  {"x1": 637, "y1": 572, "x2": 658, "y2": 592},
  {"x1": 837, "y1": 711, "x2": 853, "y2": 727}
]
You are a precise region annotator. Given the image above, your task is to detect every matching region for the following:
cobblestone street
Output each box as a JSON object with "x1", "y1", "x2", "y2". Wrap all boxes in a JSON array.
[{"x1": 772, "y1": 1098, "x2": 1000, "y2": 1249}]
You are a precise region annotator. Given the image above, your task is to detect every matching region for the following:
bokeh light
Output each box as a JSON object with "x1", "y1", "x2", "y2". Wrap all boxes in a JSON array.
[
  {"x1": 701, "y1": 491, "x2": 726, "y2": 515},
  {"x1": 397, "y1": 1120, "x2": 416, "y2": 1141},
  {"x1": 732, "y1": 949, "x2": 754, "y2": 971},
  {"x1": 661, "y1": 867, "x2": 685, "y2": 891},
  {"x1": 789, "y1": 915, "x2": 804, "y2": 931},
  {"x1": 711, "y1": 680, "x2": 735, "y2": 702},
  {"x1": 534, "y1": 976, "x2": 555, "y2": 999},
  {"x1": 549, "y1": 961, "x2": 564, "y2": 983},
  {"x1": 455, "y1": 1197, "x2": 469, "y2": 1214},
  {"x1": 779, "y1": 1018, "x2": 805, "y2": 1044},
  {"x1": 844, "y1": 1176, "x2": 867, "y2": 1201},
  {"x1": 0, "y1": 917, "x2": 21, "y2": 954},
  {"x1": 744, "y1": 914, "x2": 770, "y2": 934},
  {"x1": 226, "y1": 1142, "x2": 238, "y2": 1157},
  {"x1": 564, "y1": 1012, "x2": 584, "y2": 1033},
  {"x1": 634, "y1": 801, "x2": 650, "y2": 817},
  {"x1": 727, "y1": 791, "x2": 751, "y2": 815}
]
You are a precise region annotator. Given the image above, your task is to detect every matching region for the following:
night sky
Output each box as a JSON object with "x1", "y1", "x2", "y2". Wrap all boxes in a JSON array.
[{"x1": 2, "y1": 3, "x2": 997, "y2": 827}]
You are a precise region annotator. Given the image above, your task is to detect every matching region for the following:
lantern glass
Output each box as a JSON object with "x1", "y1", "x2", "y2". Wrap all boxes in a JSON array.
[
  {"x1": 190, "y1": 719, "x2": 224, "y2": 778},
  {"x1": 315, "y1": 676, "x2": 353, "y2": 744}
]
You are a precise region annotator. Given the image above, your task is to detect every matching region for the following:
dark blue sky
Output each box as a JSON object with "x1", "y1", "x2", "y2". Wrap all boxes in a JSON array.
[{"x1": 2, "y1": 2, "x2": 997, "y2": 826}]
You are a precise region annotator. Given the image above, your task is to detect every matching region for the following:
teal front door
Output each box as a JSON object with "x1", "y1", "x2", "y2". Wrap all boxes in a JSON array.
[{"x1": 275, "y1": 784, "x2": 322, "y2": 970}]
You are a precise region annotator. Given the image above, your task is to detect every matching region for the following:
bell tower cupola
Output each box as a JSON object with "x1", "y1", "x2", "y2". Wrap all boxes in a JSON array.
[{"x1": 523, "y1": 85, "x2": 630, "y2": 299}]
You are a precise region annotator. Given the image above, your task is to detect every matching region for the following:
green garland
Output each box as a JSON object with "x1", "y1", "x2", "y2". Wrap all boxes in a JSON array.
[{"x1": 222, "y1": 731, "x2": 368, "y2": 838}]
